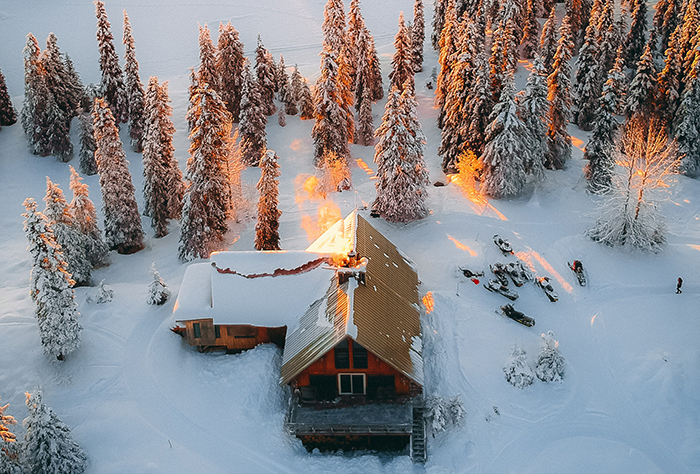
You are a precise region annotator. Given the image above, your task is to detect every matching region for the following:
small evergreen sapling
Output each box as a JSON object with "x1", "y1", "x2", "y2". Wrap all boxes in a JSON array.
[
  {"x1": 504, "y1": 344, "x2": 535, "y2": 388},
  {"x1": 424, "y1": 395, "x2": 466, "y2": 436},
  {"x1": 0, "y1": 65, "x2": 18, "y2": 127},
  {"x1": 254, "y1": 150, "x2": 282, "y2": 251},
  {"x1": 535, "y1": 331, "x2": 565, "y2": 382},
  {"x1": 298, "y1": 77, "x2": 315, "y2": 120},
  {"x1": 24, "y1": 390, "x2": 87, "y2": 474},
  {"x1": 69, "y1": 166, "x2": 110, "y2": 268},
  {"x1": 123, "y1": 10, "x2": 146, "y2": 152},
  {"x1": 87, "y1": 279, "x2": 113, "y2": 304},
  {"x1": 93, "y1": 98, "x2": 145, "y2": 254},
  {"x1": 147, "y1": 262, "x2": 170, "y2": 305}
]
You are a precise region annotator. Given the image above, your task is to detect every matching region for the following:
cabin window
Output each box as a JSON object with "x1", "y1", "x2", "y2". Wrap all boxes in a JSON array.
[
  {"x1": 334, "y1": 340, "x2": 350, "y2": 369},
  {"x1": 353, "y1": 341, "x2": 368, "y2": 369},
  {"x1": 192, "y1": 323, "x2": 201, "y2": 339},
  {"x1": 214, "y1": 325, "x2": 221, "y2": 339},
  {"x1": 338, "y1": 373, "x2": 365, "y2": 395}
]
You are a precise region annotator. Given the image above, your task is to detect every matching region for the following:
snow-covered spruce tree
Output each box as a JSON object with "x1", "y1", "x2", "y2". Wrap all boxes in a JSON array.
[
  {"x1": 77, "y1": 112, "x2": 97, "y2": 175},
  {"x1": 346, "y1": 0, "x2": 364, "y2": 86},
  {"x1": 93, "y1": 98, "x2": 145, "y2": 254},
  {"x1": 479, "y1": 74, "x2": 529, "y2": 198},
  {"x1": 178, "y1": 85, "x2": 232, "y2": 261},
  {"x1": 490, "y1": 0, "x2": 521, "y2": 102},
  {"x1": 68, "y1": 166, "x2": 110, "y2": 268},
  {"x1": 41, "y1": 33, "x2": 81, "y2": 124},
  {"x1": 535, "y1": 331, "x2": 565, "y2": 382},
  {"x1": 276, "y1": 55, "x2": 287, "y2": 96},
  {"x1": 21, "y1": 33, "x2": 43, "y2": 139},
  {"x1": 0, "y1": 397, "x2": 23, "y2": 474},
  {"x1": 142, "y1": 77, "x2": 184, "y2": 236},
  {"x1": 372, "y1": 86, "x2": 429, "y2": 222},
  {"x1": 584, "y1": 68, "x2": 620, "y2": 193},
  {"x1": 63, "y1": 54, "x2": 87, "y2": 114},
  {"x1": 366, "y1": 27, "x2": 384, "y2": 102},
  {"x1": 545, "y1": 14, "x2": 574, "y2": 170},
  {"x1": 462, "y1": 50, "x2": 493, "y2": 161},
  {"x1": 22, "y1": 199, "x2": 82, "y2": 360},
  {"x1": 504, "y1": 344, "x2": 535, "y2": 388},
  {"x1": 521, "y1": 0, "x2": 541, "y2": 59},
  {"x1": 197, "y1": 24, "x2": 218, "y2": 91},
  {"x1": 122, "y1": 10, "x2": 146, "y2": 152},
  {"x1": 24, "y1": 390, "x2": 87, "y2": 474},
  {"x1": 43, "y1": 177, "x2": 91, "y2": 286},
  {"x1": 653, "y1": 0, "x2": 679, "y2": 54},
  {"x1": 539, "y1": 6, "x2": 559, "y2": 76},
  {"x1": 0, "y1": 66, "x2": 17, "y2": 127},
  {"x1": 95, "y1": 0, "x2": 127, "y2": 124},
  {"x1": 656, "y1": 27, "x2": 684, "y2": 119},
  {"x1": 607, "y1": 45, "x2": 627, "y2": 114},
  {"x1": 573, "y1": 21, "x2": 601, "y2": 131},
  {"x1": 312, "y1": 51, "x2": 350, "y2": 173},
  {"x1": 279, "y1": 62, "x2": 297, "y2": 116},
  {"x1": 255, "y1": 36, "x2": 277, "y2": 116},
  {"x1": 625, "y1": 0, "x2": 648, "y2": 65},
  {"x1": 147, "y1": 262, "x2": 170, "y2": 305},
  {"x1": 412, "y1": 0, "x2": 425, "y2": 72},
  {"x1": 589, "y1": 118, "x2": 679, "y2": 251},
  {"x1": 254, "y1": 149, "x2": 282, "y2": 251},
  {"x1": 673, "y1": 59, "x2": 700, "y2": 177},
  {"x1": 596, "y1": 0, "x2": 619, "y2": 81},
  {"x1": 432, "y1": 0, "x2": 448, "y2": 50},
  {"x1": 390, "y1": 12, "x2": 415, "y2": 94},
  {"x1": 238, "y1": 60, "x2": 268, "y2": 167},
  {"x1": 186, "y1": 68, "x2": 199, "y2": 133},
  {"x1": 354, "y1": 26, "x2": 375, "y2": 146},
  {"x1": 625, "y1": 41, "x2": 657, "y2": 121},
  {"x1": 678, "y1": 0, "x2": 700, "y2": 81},
  {"x1": 516, "y1": 55, "x2": 548, "y2": 181},
  {"x1": 435, "y1": 2, "x2": 458, "y2": 129},
  {"x1": 216, "y1": 22, "x2": 245, "y2": 122},
  {"x1": 86, "y1": 279, "x2": 113, "y2": 304},
  {"x1": 298, "y1": 77, "x2": 315, "y2": 120}
]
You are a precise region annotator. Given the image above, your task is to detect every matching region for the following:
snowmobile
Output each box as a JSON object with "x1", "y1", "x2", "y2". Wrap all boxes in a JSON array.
[
  {"x1": 493, "y1": 235, "x2": 514, "y2": 255},
  {"x1": 504, "y1": 261, "x2": 531, "y2": 287},
  {"x1": 535, "y1": 276, "x2": 558, "y2": 302},
  {"x1": 484, "y1": 279, "x2": 519, "y2": 300},
  {"x1": 568, "y1": 260, "x2": 586, "y2": 286},
  {"x1": 499, "y1": 304, "x2": 535, "y2": 327},
  {"x1": 489, "y1": 262, "x2": 509, "y2": 286}
]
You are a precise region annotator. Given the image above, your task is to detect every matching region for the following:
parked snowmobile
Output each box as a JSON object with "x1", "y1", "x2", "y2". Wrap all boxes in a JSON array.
[
  {"x1": 499, "y1": 304, "x2": 535, "y2": 327},
  {"x1": 484, "y1": 279, "x2": 519, "y2": 300},
  {"x1": 568, "y1": 260, "x2": 586, "y2": 286},
  {"x1": 505, "y1": 261, "x2": 531, "y2": 287},
  {"x1": 493, "y1": 234, "x2": 513, "y2": 255},
  {"x1": 535, "y1": 276, "x2": 558, "y2": 302},
  {"x1": 489, "y1": 262, "x2": 509, "y2": 285},
  {"x1": 459, "y1": 267, "x2": 485, "y2": 279}
]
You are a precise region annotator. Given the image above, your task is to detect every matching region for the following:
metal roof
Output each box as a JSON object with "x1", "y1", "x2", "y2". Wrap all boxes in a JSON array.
[{"x1": 280, "y1": 212, "x2": 424, "y2": 386}]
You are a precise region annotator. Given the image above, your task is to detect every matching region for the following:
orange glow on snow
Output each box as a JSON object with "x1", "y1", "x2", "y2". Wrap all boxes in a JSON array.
[
  {"x1": 591, "y1": 314, "x2": 597, "y2": 326},
  {"x1": 355, "y1": 158, "x2": 375, "y2": 178},
  {"x1": 448, "y1": 173, "x2": 508, "y2": 221},
  {"x1": 301, "y1": 201, "x2": 342, "y2": 241},
  {"x1": 515, "y1": 249, "x2": 573, "y2": 293},
  {"x1": 423, "y1": 292, "x2": 435, "y2": 314},
  {"x1": 447, "y1": 235, "x2": 478, "y2": 256},
  {"x1": 571, "y1": 136, "x2": 585, "y2": 151},
  {"x1": 290, "y1": 139, "x2": 304, "y2": 151},
  {"x1": 688, "y1": 244, "x2": 700, "y2": 253}
]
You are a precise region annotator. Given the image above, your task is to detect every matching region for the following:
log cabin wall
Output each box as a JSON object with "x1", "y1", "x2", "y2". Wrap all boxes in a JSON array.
[
  {"x1": 181, "y1": 319, "x2": 287, "y2": 352},
  {"x1": 293, "y1": 338, "x2": 414, "y2": 397}
]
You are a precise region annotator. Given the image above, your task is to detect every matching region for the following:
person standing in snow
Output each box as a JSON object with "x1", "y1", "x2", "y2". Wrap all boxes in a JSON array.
[{"x1": 676, "y1": 277, "x2": 683, "y2": 294}]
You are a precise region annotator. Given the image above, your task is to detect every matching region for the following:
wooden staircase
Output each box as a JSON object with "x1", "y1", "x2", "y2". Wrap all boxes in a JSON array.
[{"x1": 410, "y1": 403, "x2": 427, "y2": 464}]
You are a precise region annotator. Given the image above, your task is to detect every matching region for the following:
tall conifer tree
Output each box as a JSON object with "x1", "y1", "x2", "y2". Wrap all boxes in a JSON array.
[
  {"x1": 574, "y1": 21, "x2": 601, "y2": 131},
  {"x1": 255, "y1": 36, "x2": 277, "y2": 116},
  {"x1": 93, "y1": 98, "x2": 144, "y2": 254},
  {"x1": 625, "y1": 0, "x2": 648, "y2": 64},
  {"x1": 626, "y1": 41, "x2": 657, "y2": 121},
  {"x1": 435, "y1": 1, "x2": 458, "y2": 129},
  {"x1": 254, "y1": 150, "x2": 282, "y2": 250},
  {"x1": 0, "y1": 66, "x2": 17, "y2": 127},
  {"x1": 123, "y1": 10, "x2": 146, "y2": 152},
  {"x1": 217, "y1": 22, "x2": 245, "y2": 122},
  {"x1": 517, "y1": 55, "x2": 548, "y2": 181},
  {"x1": 178, "y1": 85, "x2": 232, "y2": 261},
  {"x1": 198, "y1": 24, "x2": 218, "y2": 90},
  {"x1": 539, "y1": 6, "x2": 559, "y2": 75},
  {"x1": 95, "y1": 0, "x2": 127, "y2": 123},
  {"x1": 522, "y1": 0, "x2": 541, "y2": 58},
  {"x1": 68, "y1": 166, "x2": 110, "y2": 268},
  {"x1": 412, "y1": 0, "x2": 425, "y2": 72},
  {"x1": 389, "y1": 12, "x2": 415, "y2": 93},
  {"x1": 238, "y1": 60, "x2": 268, "y2": 166}
]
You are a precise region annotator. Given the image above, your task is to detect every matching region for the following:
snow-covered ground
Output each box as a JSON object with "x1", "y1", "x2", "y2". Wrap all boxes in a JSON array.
[{"x1": 1, "y1": 1, "x2": 699, "y2": 472}]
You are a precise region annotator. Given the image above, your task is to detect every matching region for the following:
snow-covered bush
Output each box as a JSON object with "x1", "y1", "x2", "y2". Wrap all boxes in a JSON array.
[
  {"x1": 535, "y1": 331, "x2": 565, "y2": 382},
  {"x1": 147, "y1": 263, "x2": 170, "y2": 306},
  {"x1": 424, "y1": 394, "x2": 466, "y2": 436},
  {"x1": 504, "y1": 344, "x2": 534, "y2": 388},
  {"x1": 87, "y1": 279, "x2": 113, "y2": 304}
]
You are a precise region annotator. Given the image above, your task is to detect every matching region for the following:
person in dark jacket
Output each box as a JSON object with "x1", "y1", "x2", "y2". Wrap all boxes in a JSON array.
[{"x1": 676, "y1": 277, "x2": 683, "y2": 294}]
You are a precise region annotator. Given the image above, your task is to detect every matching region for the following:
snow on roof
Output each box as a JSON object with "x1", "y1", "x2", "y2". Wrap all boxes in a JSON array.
[
  {"x1": 174, "y1": 251, "x2": 333, "y2": 327},
  {"x1": 305, "y1": 210, "x2": 357, "y2": 255}
]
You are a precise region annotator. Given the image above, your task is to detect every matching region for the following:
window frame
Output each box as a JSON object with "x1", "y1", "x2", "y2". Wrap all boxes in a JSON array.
[
  {"x1": 337, "y1": 373, "x2": 366, "y2": 395},
  {"x1": 192, "y1": 322, "x2": 201, "y2": 339}
]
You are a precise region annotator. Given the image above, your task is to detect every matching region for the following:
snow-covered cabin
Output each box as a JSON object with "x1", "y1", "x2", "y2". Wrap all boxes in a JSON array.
[{"x1": 173, "y1": 211, "x2": 426, "y2": 458}]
